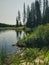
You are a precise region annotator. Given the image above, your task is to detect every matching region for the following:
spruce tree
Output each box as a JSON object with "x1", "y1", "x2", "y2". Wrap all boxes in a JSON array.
[
  {"x1": 43, "y1": 0, "x2": 46, "y2": 17},
  {"x1": 23, "y1": 3, "x2": 26, "y2": 25},
  {"x1": 45, "y1": 0, "x2": 49, "y2": 23},
  {"x1": 26, "y1": 5, "x2": 30, "y2": 26},
  {"x1": 35, "y1": 0, "x2": 41, "y2": 25},
  {"x1": 31, "y1": 3, "x2": 35, "y2": 27},
  {"x1": 16, "y1": 17, "x2": 19, "y2": 27},
  {"x1": 18, "y1": 10, "x2": 21, "y2": 22},
  {"x1": 26, "y1": 5, "x2": 31, "y2": 27}
]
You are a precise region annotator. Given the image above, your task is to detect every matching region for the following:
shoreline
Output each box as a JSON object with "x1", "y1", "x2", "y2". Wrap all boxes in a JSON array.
[
  {"x1": 0, "y1": 26, "x2": 31, "y2": 32},
  {"x1": 0, "y1": 27, "x2": 24, "y2": 31}
]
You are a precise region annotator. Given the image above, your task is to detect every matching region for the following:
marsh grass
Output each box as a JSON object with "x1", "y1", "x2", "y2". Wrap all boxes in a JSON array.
[{"x1": 0, "y1": 45, "x2": 8, "y2": 65}]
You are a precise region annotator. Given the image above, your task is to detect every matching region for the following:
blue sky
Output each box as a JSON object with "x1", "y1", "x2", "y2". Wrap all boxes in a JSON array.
[{"x1": 0, "y1": 0, "x2": 35, "y2": 25}]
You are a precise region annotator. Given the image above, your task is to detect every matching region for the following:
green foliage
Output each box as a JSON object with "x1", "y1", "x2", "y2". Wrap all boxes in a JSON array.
[
  {"x1": 0, "y1": 26, "x2": 24, "y2": 31},
  {"x1": 17, "y1": 24, "x2": 49, "y2": 48},
  {"x1": 0, "y1": 49, "x2": 7, "y2": 65},
  {"x1": 23, "y1": 48, "x2": 39, "y2": 61}
]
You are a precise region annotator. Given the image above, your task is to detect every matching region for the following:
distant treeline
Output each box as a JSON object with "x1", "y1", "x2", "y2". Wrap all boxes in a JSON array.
[{"x1": 0, "y1": 23, "x2": 15, "y2": 27}]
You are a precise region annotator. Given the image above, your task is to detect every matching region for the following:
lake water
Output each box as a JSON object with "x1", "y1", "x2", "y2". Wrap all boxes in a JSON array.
[{"x1": 0, "y1": 30, "x2": 26, "y2": 55}]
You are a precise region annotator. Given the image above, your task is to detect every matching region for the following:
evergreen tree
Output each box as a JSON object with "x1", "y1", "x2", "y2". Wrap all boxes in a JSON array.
[
  {"x1": 18, "y1": 10, "x2": 21, "y2": 25},
  {"x1": 45, "y1": 0, "x2": 49, "y2": 23},
  {"x1": 39, "y1": 0, "x2": 42, "y2": 14},
  {"x1": 42, "y1": 0, "x2": 46, "y2": 24},
  {"x1": 26, "y1": 5, "x2": 30, "y2": 27},
  {"x1": 39, "y1": 0, "x2": 41, "y2": 7},
  {"x1": 23, "y1": 3, "x2": 26, "y2": 25},
  {"x1": 45, "y1": 7, "x2": 49, "y2": 23},
  {"x1": 43, "y1": 0, "x2": 46, "y2": 17},
  {"x1": 18, "y1": 10, "x2": 21, "y2": 22},
  {"x1": 35, "y1": 0, "x2": 41, "y2": 25},
  {"x1": 19, "y1": 22, "x2": 22, "y2": 26},
  {"x1": 26, "y1": 11, "x2": 33, "y2": 28},
  {"x1": 31, "y1": 3, "x2": 35, "y2": 27},
  {"x1": 16, "y1": 17, "x2": 19, "y2": 27},
  {"x1": 26, "y1": 3, "x2": 36, "y2": 28},
  {"x1": 45, "y1": 0, "x2": 48, "y2": 9},
  {"x1": 27, "y1": 5, "x2": 30, "y2": 22},
  {"x1": 43, "y1": 0, "x2": 49, "y2": 24}
]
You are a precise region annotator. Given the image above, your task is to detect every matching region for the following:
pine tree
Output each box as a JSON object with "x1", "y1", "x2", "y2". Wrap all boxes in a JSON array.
[
  {"x1": 35, "y1": 0, "x2": 41, "y2": 25},
  {"x1": 45, "y1": 0, "x2": 49, "y2": 23},
  {"x1": 18, "y1": 10, "x2": 21, "y2": 25},
  {"x1": 43, "y1": 0, "x2": 49, "y2": 24},
  {"x1": 39, "y1": 0, "x2": 41, "y2": 7},
  {"x1": 43, "y1": 0, "x2": 46, "y2": 17},
  {"x1": 26, "y1": 11, "x2": 33, "y2": 28},
  {"x1": 31, "y1": 3, "x2": 35, "y2": 27},
  {"x1": 23, "y1": 3, "x2": 26, "y2": 25},
  {"x1": 16, "y1": 17, "x2": 19, "y2": 27},
  {"x1": 26, "y1": 5, "x2": 30, "y2": 27},
  {"x1": 45, "y1": 0, "x2": 48, "y2": 9},
  {"x1": 18, "y1": 10, "x2": 21, "y2": 22}
]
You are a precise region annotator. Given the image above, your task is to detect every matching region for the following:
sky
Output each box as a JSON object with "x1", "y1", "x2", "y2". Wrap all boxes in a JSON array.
[{"x1": 0, "y1": 0, "x2": 35, "y2": 25}]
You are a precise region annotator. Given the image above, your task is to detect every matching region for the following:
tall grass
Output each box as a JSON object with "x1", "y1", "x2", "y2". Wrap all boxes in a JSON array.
[{"x1": 0, "y1": 45, "x2": 7, "y2": 65}]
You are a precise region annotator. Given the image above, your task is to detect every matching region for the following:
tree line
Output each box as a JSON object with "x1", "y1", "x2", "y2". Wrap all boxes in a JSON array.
[
  {"x1": 16, "y1": 0, "x2": 49, "y2": 28},
  {"x1": 0, "y1": 23, "x2": 15, "y2": 27}
]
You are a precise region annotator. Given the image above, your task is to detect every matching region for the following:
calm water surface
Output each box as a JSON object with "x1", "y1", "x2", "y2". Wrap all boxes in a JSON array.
[{"x1": 0, "y1": 30, "x2": 26, "y2": 55}]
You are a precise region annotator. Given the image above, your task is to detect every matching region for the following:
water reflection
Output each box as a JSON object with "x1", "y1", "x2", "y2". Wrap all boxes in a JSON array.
[
  {"x1": 15, "y1": 31, "x2": 26, "y2": 42},
  {"x1": 0, "y1": 30, "x2": 26, "y2": 55}
]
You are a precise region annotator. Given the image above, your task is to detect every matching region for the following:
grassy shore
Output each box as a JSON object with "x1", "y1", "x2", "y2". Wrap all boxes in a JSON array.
[
  {"x1": 0, "y1": 24, "x2": 49, "y2": 65},
  {"x1": 17, "y1": 23, "x2": 49, "y2": 48},
  {"x1": 0, "y1": 26, "x2": 31, "y2": 32},
  {"x1": 0, "y1": 47, "x2": 49, "y2": 65},
  {"x1": 0, "y1": 27, "x2": 24, "y2": 31}
]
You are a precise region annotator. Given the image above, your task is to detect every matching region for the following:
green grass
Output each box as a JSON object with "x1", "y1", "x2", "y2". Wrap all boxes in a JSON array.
[
  {"x1": 0, "y1": 26, "x2": 31, "y2": 32},
  {"x1": 0, "y1": 26, "x2": 24, "y2": 31},
  {"x1": 17, "y1": 23, "x2": 49, "y2": 48},
  {"x1": 0, "y1": 46, "x2": 49, "y2": 65},
  {"x1": 0, "y1": 47, "x2": 49, "y2": 65},
  {"x1": 0, "y1": 23, "x2": 49, "y2": 65}
]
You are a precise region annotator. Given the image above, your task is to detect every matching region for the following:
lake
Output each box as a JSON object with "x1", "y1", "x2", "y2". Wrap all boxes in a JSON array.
[{"x1": 0, "y1": 30, "x2": 26, "y2": 55}]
